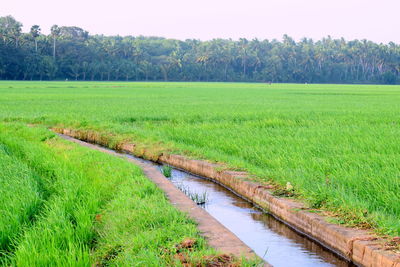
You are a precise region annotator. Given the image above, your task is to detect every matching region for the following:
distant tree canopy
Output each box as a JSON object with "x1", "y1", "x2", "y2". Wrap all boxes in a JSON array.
[{"x1": 0, "y1": 15, "x2": 399, "y2": 84}]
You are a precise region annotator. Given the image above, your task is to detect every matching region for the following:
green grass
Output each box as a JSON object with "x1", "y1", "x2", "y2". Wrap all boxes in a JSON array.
[
  {"x1": 0, "y1": 123, "x2": 250, "y2": 266},
  {"x1": 1, "y1": 81, "x2": 400, "y2": 237},
  {"x1": 0, "y1": 145, "x2": 42, "y2": 254},
  {"x1": 162, "y1": 165, "x2": 172, "y2": 178}
]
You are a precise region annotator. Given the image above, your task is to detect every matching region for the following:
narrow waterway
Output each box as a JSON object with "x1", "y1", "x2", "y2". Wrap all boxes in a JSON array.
[
  {"x1": 125, "y1": 154, "x2": 353, "y2": 267},
  {"x1": 159, "y1": 166, "x2": 353, "y2": 267},
  {"x1": 57, "y1": 133, "x2": 353, "y2": 267}
]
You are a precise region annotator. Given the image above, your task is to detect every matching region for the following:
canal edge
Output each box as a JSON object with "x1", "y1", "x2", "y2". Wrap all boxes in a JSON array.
[
  {"x1": 53, "y1": 127, "x2": 400, "y2": 267},
  {"x1": 55, "y1": 132, "x2": 267, "y2": 266}
]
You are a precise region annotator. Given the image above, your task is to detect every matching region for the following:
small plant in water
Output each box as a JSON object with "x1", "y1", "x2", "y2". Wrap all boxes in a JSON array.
[
  {"x1": 162, "y1": 165, "x2": 172, "y2": 178},
  {"x1": 176, "y1": 184, "x2": 208, "y2": 206},
  {"x1": 191, "y1": 191, "x2": 208, "y2": 206}
]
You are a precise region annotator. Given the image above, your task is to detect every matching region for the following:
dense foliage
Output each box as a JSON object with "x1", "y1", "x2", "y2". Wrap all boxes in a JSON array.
[{"x1": 0, "y1": 15, "x2": 399, "y2": 84}]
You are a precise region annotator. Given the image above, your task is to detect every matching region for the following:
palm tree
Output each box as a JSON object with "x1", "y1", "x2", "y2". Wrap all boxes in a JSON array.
[
  {"x1": 30, "y1": 25, "x2": 41, "y2": 52},
  {"x1": 0, "y1": 16, "x2": 22, "y2": 47},
  {"x1": 50, "y1": 25, "x2": 60, "y2": 60}
]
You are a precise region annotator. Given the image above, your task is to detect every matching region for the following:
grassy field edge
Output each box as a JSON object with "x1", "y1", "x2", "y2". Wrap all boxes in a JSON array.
[
  {"x1": 51, "y1": 124, "x2": 400, "y2": 244},
  {"x1": 0, "y1": 123, "x2": 260, "y2": 266}
]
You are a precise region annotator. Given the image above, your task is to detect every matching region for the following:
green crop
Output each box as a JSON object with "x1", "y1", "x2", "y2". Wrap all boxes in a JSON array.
[
  {"x1": 1, "y1": 81, "x2": 400, "y2": 237},
  {"x1": 1, "y1": 123, "x2": 257, "y2": 266}
]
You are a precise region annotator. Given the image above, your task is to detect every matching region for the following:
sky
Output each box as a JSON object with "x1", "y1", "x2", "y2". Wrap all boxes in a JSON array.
[{"x1": 1, "y1": 0, "x2": 399, "y2": 43}]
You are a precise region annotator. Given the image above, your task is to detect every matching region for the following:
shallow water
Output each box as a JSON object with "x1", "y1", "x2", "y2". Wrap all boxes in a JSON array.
[
  {"x1": 153, "y1": 165, "x2": 354, "y2": 267},
  {"x1": 59, "y1": 134, "x2": 353, "y2": 267}
]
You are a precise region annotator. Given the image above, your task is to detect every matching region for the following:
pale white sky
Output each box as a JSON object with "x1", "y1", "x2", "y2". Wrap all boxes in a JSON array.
[{"x1": 2, "y1": 0, "x2": 399, "y2": 43}]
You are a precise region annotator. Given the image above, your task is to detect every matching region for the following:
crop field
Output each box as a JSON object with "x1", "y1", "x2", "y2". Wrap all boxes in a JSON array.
[
  {"x1": 1, "y1": 81, "x2": 400, "y2": 242},
  {"x1": 0, "y1": 123, "x2": 241, "y2": 266}
]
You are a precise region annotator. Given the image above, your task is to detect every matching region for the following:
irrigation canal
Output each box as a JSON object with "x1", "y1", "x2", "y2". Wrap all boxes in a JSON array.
[
  {"x1": 59, "y1": 133, "x2": 354, "y2": 267},
  {"x1": 147, "y1": 159, "x2": 354, "y2": 267}
]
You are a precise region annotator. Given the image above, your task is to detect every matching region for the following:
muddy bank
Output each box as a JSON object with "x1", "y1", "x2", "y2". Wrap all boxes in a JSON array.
[{"x1": 53, "y1": 128, "x2": 400, "y2": 267}]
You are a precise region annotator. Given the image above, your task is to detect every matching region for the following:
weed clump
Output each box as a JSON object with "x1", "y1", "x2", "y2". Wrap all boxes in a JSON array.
[{"x1": 162, "y1": 165, "x2": 172, "y2": 178}]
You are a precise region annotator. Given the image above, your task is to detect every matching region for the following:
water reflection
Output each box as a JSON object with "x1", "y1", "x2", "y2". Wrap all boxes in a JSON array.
[{"x1": 166, "y1": 168, "x2": 353, "y2": 267}]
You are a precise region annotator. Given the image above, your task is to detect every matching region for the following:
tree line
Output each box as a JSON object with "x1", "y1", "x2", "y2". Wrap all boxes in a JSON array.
[{"x1": 0, "y1": 15, "x2": 399, "y2": 84}]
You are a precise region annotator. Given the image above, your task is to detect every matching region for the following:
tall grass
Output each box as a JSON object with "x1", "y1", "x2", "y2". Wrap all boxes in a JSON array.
[
  {"x1": 0, "y1": 81, "x2": 399, "y2": 235},
  {"x1": 0, "y1": 124, "x2": 234, "y2": 266},
  {"x1": 0, "y1": 146, "x2": 42, "y2": 256}
]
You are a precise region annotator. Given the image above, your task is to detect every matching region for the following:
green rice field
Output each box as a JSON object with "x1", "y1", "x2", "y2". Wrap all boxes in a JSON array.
[
  {"x1": 0, "y1": 123, "x2": 251, "y2": 266},
  {"x1": 1, "y1": 81, "x2": 399, "y2": 240}
]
